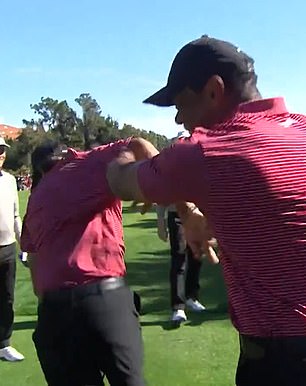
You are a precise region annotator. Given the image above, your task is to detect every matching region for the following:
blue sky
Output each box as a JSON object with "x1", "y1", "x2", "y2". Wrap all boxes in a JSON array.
[{"x1": 1, "y1": 0, "x2": 305, "y2": 138}]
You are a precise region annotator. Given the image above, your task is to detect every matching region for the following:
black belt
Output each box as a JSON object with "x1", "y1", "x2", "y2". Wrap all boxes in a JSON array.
[
  {"x1": 239, "y1": 334, "x2": 306, "y2": 360},
  {"x1": 0, "y1": 243, "x2": 15, "y2": 248},
  {"x1": 42, "y1": 277, "x2": 126, "y2": 303}
]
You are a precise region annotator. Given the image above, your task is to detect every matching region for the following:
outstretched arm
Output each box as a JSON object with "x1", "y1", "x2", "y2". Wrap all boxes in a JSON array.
[
  {"x1": 107, "y1": 141, "x2": 205, "y2": 204},
  {"x1": 107, "y1": 141, "x2": 219, "y2": 261}
]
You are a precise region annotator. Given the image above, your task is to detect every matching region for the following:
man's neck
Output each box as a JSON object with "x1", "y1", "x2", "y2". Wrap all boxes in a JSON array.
[{"x1": 215, "y1": 96, "x2": 263, "y2": 125}]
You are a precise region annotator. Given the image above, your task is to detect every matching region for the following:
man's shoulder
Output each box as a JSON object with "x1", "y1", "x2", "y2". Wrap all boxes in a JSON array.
[
  {"x1": 215, "y1": 113, "x2": 259, "y2": 131},
  {"x1": 94, "y1": 139, "x2": 130, "y2": 151},
  {"x1": 89, "y1": 139, "x2": 130, "y2": 159},
  {"x1": 60, "y1": 140, "x2": 129, "y2": 168},
  {"x1": 0, "y1": 171, "x2": 17, "y2": 192},
  {"x1": 1, "y1": 170, "x2": 15, "y2": 182}
]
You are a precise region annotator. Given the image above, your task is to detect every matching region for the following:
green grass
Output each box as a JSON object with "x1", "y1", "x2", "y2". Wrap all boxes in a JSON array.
[{"x1": 1, "y1": 192, "x2": 239, "y2": 385}]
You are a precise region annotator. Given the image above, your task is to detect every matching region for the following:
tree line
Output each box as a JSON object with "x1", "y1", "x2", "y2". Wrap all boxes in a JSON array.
[{"x1": 5, "y1": 93, "x2": 171, "y2": 174}]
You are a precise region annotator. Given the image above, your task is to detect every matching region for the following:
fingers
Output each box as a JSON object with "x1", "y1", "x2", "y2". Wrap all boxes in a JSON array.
[
  {"x1": 188, "y1": 241, "x2": 219, "y2": 264},
  {"x1": 188, "y1": 241, "x2": 204, "y2": 260},
  {"x1": 206, "y1": 245, "x2": 219, "y2": 264}
]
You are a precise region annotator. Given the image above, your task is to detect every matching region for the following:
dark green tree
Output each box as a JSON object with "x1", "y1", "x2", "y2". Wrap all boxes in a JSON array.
[
  {"x1": 23, "y1": 97, "x2": 79, "y2": 145},
  {"x1": 6, "y1": 93, "x2": 171, "y2": 172},
  {"x1": 75, "y1": 94, "x2": 100, "y2": 149},
  {"x1": 5, "y1": 126, "x2": 53, "y2": 171}
]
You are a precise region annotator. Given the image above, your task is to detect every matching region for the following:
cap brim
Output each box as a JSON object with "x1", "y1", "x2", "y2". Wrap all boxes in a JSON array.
[
  {"x1": 143, "y1": 85, "x2": 174, "y2": 107},
  {"x1": 0, "y1": 143, "x2": 10, "y2": 148}
]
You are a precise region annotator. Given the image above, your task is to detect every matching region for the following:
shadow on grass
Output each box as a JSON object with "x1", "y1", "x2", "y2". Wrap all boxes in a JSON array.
[
  {"x1": 13, "y1": 320, "x2": 37, "y2": 331},
  {"x1": 122, "y1": 206, "x2": 156, "y2": 215},
  {"x1": 138, "y1": 251, "x2": 168, "y2": 257},
  {"x1": 124, "y1": 218, "x2": 157, "y2": 229},
  {"x1": 126, "y1": 248, "x2": 229, "y2": 329},
  {"x1": 140, "y1": 319, "x2": 191, "y2": 331}
]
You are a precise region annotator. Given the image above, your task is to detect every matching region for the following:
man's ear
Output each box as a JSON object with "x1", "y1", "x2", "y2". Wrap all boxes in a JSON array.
[{"x1": 202, "y1": 75, "x2": 225, "y2": 106}]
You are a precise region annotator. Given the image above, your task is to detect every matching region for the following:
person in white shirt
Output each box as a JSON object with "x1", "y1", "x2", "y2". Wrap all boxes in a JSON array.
[{"x1": 0, "y1": 137, "x2": 24, "y2": 362}]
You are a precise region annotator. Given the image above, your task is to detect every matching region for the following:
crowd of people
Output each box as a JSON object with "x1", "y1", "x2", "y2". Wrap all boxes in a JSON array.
[
  {"x1": 1, "y1": 34, "x2": 306, "y2": 386},
  {"x1": 16, "y1": 175, "x2": 32, "y2": 191}
]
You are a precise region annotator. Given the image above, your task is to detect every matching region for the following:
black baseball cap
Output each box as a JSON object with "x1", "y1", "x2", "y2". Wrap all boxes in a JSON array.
[{"x1": 143, "y1": 35, "x2": 256, "y2": 106}]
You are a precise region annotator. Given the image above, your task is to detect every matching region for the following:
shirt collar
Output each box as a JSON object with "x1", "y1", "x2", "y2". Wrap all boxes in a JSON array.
[{"x1": 237, "y1": 97, "x2": 288, "y2": 115}]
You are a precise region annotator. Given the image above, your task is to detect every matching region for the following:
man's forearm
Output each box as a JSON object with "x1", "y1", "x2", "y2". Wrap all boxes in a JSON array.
[{"x1": 108, "y1": 161, "x2": 146, "y2": 201}]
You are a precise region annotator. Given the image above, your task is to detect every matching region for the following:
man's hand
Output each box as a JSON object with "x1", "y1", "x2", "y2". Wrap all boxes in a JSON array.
[
  {"x1": 139, "y1": 202, "x2": 152, "y2": 215},
  {"x1": 18, "y1": 251, "x2": 29, "y2": 268},
  {"x1": 157, "y1": 218, "x2": 168, "y2": 242},
  {"x1": 176, "y1": 202, "x2": 219, "y2": 264},
  {"x1": 183, "y1": 213, "x2": 219, "y2": 264},
  {"x1": 130, "y1": 201, "x2": 152, "y2": 215},
  {"x1": 107, "y1": 138, "x2": 159, "y2": 202},
  {"x1": 117, "y1": 147, "x2": 137, "y2": 165},
  {"x1": 128, "y1": 137, "x2": 159, "y2": 161}
]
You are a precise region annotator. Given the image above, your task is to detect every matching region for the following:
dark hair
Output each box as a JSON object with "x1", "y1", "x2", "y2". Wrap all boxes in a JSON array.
[
  {"x1": 31, "y1": 169, "x2": 43, "y2": 191},
  {"x1": 186, "y1": 45, "x2": 261, "y2": 104},
  {"x1": 230, "y1": 72, "x2": 261, "y2": 103},
  {"x1": 189, "y1": 69, "x2": 261, "y2": 104},
  {"x1": 31, "y1": 142, "x2": 59, "y2": 191}
]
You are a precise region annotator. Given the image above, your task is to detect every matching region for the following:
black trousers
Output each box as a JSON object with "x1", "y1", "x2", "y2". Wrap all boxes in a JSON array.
[
  {"x1": 33, "y1": 280, "x2": 145, "y2": 386},
  {"x1": 0, "y1": 243, "x2": 16, "y2": 348},
  {"x1": 236, "y1": 334, "x2": 306, "y2": 386},
  {"x1": 167, "y1": 212, "x2": 202, "y2": 310}
]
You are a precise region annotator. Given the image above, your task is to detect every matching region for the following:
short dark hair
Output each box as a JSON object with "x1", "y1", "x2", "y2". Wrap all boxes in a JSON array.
[
  {"x1": 234, "y1": 74, "x2": 262, "y2": 103},
  {"x1": 31, "y1": 142, "x2": 59, "y2": 190},
  {"x1": 187, "y1": 64, "x2": 261, "y2": 103}
]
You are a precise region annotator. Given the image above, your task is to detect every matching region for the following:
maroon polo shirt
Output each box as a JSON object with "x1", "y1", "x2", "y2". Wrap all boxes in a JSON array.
[
  {"x1": 21, "y1": 140, "x2": 130, "y2": 295},
  {"x1": 138, "y1": 98, "x2": 306, "y2": 337}
]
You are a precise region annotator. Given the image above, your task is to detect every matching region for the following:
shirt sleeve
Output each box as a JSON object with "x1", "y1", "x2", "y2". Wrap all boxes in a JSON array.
[{"x1": 138, "y1": 142, "x2": 208, "y2": 206}]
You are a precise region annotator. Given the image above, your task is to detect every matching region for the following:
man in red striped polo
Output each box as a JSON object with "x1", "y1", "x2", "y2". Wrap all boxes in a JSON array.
[
  {"x1": 21, "y1": 138, "x2": 158, "y2": 386},
  {"x1": 107, "y1": 35, "x2": 306, "y2": 385}
]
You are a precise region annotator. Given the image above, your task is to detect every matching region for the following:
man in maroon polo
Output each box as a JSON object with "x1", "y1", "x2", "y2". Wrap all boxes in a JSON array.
[
  {"x1": 107, "y1": 35, "x2": 306, "y2": 385},
  {"x1": 21, "y1": 138, "x2": 157, "y2": 386}
]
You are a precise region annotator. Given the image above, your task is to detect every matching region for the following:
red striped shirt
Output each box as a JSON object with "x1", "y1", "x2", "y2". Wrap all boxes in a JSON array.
[
  {"x1": 138, "y1": 97, "x2": 306, "y2": 337},
  {"x1": 21, "y1": 141, "x2": 129, "y2": 295}
]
